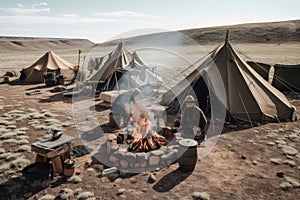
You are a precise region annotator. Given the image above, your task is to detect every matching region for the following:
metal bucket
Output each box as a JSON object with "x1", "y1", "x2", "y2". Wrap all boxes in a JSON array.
[{"x1": 178, "y1": 139, "x2": 198, "y2": 172}]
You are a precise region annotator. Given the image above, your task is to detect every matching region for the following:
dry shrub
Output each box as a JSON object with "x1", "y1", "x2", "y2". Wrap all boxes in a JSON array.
[
  {"x1": 77, "y1": 191, "x2": 95, "y2": 200},
  {"x1": 67, "y1": 175, "x2": 82, "y2": 184},
  {"x1": 0, "y1": 132, "x2": 16, "y2": 139},
  {"x1": 38, "y1": 194, "x2": 56, "y2": 200},
  {"x1": 16, "y1": 145, "x2": 31, "y2": 152}
]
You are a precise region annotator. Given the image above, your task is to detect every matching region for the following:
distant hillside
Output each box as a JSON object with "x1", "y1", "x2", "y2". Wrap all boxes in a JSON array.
[
  {"x1": 0, "y1": 37, "x2": 95, "y2": 53},
  {"x1": 183, "y1": 19, "x2": 300, "y2": 44},
  {"x1": 101, "y1": 19, "x2": 300, "y2": 46}
]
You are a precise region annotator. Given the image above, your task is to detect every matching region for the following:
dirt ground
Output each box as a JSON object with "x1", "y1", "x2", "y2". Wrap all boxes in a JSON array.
[{"x1": 0, "y1": 43, "x2": 299, "y2": 200}]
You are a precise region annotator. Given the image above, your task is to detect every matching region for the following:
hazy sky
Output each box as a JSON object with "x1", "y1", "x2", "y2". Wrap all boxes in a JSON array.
[{"x1": 0, "y1": 0, "x2": 299, "y2": 43}]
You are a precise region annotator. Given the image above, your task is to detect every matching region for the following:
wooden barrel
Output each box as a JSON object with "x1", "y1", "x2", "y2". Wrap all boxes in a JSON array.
[
  {"x1": 178, "y1": 139, "x2": 198, "y2": 172},
  {"x1": 63, "y1": 159, "x2": 75, "y2": 177}
]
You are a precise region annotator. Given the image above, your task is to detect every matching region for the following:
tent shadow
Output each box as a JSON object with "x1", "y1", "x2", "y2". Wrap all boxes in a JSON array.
[
  {"x1": 0, "y1": 175, "x2": 51, "y2": 199},
  {"x1": 89, "y1": 103, "x2": 110, "y2": 112},
  {"x1": 152, "y1": 167, "x2": 192, "y2": 192},
  {"x1": 38, "y1": 92, "x2": 73, "y2": 104}
]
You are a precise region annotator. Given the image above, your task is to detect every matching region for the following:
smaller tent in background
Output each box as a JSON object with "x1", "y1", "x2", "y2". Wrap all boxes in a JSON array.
[
  {"x1": 84, "y1": 41, "x2": 162, "y2": 92},
  {"x1": 20, "y1": 51, "x2": 77, "y2": 84},
  {"x1": 248, "y1": 61, "x2": 300, "y2": 91}
]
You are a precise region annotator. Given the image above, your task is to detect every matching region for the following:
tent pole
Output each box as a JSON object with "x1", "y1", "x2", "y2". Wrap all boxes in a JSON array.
[
  {"x1": 78, "y1": 49, "x2": 81, "y2": 67},
  {"x1": 238, "y1": 91, "x2": 253, "y2": 127},
  {"x1": 115, "y1": 72, "x2": 120, "y2": 93}
]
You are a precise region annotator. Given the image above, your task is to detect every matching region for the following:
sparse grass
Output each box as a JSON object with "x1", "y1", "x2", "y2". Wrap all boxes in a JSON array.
[
  {"x1": 16, "y1": 115, "x2": 29, "y2": 121},
  {"x1": 27, "y1": 108, "x2": 38, "y2": 113},
  {"x1": 0, "y1": 120, "x2": 10, "y2": 126},
  {"x1": 16, "y1": 139, "x2": 29, "y2": 144},
  {"x1": 67, "y1": 175, "x2": 82, "y2": 184},
  {"x1": 0, "y1": 162, "x2": 11, "y2": 173},
  {"x1": 0, "y1": 132, "x2": 17, "y2": 139},
  {"x1": 17, "y1": 127, "x2": 29, "y2": 131},
  {"x1": 42, "y1": 111, "x2": 57, "y2": 118},
  {"x1": 77, "y1": 191, "x2": 95, "y2": 200},
  {"x1": 2, "y1": 138, "x2": 18, "y2": 143},
  {"x1": 38, "y1": 194, "x2": 56, "y2": 200},
  {"x1": 44, "y1": 118, "x2": 61, "y2": 125},
  {"x1": 16, "y1": 131, "x2": 27, "y2": 136},
  {"x1": 0, "y1": 152, "x2": 12, "y2": 159},
  {"x1": 16, "y1": 135, "x2": 29, "y2": 140},
  {"x1": 28, "y1": 120, "x2": 41, "y2": 126},
  {"x1": 58, "y1": 188, "x2": 74, "y2": 200},
  {"x1": 16, "y1": 145, "x2": 31, "y2": 152},
  {"x1": 33, "y1": 125, "x2": 49, "y2": 130},
  {"x1": 74, "y1": 188, "x2": 83, "y2": 195},
  {"x1": 3, "y1": 138, "x2": 18, "y2": 144},
  {"x1": 5, "y1": 153, "x2": 22, "y2": 161},
  {"x1": 0, "y1": 147, "x2": 5, "y2": 154},
  {"x1": 10, "y1": 157, "x2": 31, "y2": 171},
  {"x1": 0, "y1": 127, "x2": 9, "y2": 133},
  {"x1": 6, "y1": 125, "x2": 17, "y2": 129}
]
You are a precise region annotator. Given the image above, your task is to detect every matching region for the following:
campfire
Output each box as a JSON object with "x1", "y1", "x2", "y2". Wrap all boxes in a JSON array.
[
  {"x1": 126, "y1": 113, "x2": 167, "y2": 152},
  {"x1": 128, "y1": 131, "x2": 167, "y2": 152}
]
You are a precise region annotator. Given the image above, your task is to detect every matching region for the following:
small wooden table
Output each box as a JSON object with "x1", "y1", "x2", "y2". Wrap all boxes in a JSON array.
[{"x1": 31, "y1": 135, "x2": 78, "y2": 177}]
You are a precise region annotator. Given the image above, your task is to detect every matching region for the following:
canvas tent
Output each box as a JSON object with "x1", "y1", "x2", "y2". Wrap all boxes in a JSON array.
[
  {"x1": 20, "y1": 51, "x2": 77, "y2": 84},
  {"x1": 85, "y1": 42, "x2": 162, "y2": 91},
  {"x1": 160, "y1": 36, "x2": 296, "y2": 123},
  {"x1": 248, "y1": 61, "x2": 300, "y2": 91},
  {"x1": 272, "y1": 64, "x2": 300, "y2": 91}
]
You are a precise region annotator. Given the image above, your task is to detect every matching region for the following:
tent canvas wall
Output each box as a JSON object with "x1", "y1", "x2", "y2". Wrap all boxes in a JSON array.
[
  {"x1": 20, "y1": 51, "x2": 77, "y2": 84},
  {"x1": 161, "y1": 38, "x2": 296, "y2": 123},
  {"x1": 247, "y1": 61, "x2": 300, "y2": 91}
]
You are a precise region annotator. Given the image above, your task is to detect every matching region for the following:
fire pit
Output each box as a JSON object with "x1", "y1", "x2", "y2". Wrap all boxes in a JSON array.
[{"x1": 128, "y1": 131, "x2": 167, "y2": 152}]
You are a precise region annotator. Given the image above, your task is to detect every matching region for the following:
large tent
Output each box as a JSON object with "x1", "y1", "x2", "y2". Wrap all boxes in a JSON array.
[
  {"x1": 85, "y1": 42, "x2": 162, "y2": 91},
  {"x1": 20, "y1": 51, "x2": 77, "y2": 84},
  {"x1": 161, "y1": 35, "x2": 296, "y2": 123}
]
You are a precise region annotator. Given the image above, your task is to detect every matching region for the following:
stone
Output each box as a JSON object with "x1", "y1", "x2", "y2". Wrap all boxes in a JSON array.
[
  {"x1": 266, "y1": 141, "x2": 275, "y2": 146},
  {"x1": 129, "y1": 177, "x2": 138, "y2": 184},
  {"x1": 77, "y1": 191, "x2": 95, "y2": 200},
  {"x1": 281, "y1": 145, "x2": 298, "y2": 156},
  {"x1": 120, "y1": 159, "x2": 128, "y2": 168},
  {"x1": 149, "y1": 156, "x2": 160, "y2": 166},
  {"x1": 148, "y1": 173, "x2": 157, "y2": 183},
  {"x1": 192, "y1": 192, "x2": 210, "y2": 200},
  {"x1": 109, "y1": 155, "x2": 120, "y2": 163},
  {"x1": 38, "y1": 194, "x2": 56, "y2": 200},
  {"x1": 136, "y1": 152, "x2": 147, "y2": 162},
  {"x1": 161, "y1": 151, "x2": 175, "y2": 161},
  {"x1": 277, "y1": 171, "x2": 284, "y2": 178},
  {"x1": 284, "y1": 176, "x2": 300, "y2": 188},
  {"x1": 241, "y1": 154, "x2": 247, "y2": 160},
  {"x1": 280, "y1": 182, "x2": 292, "y2": 190},
  {"x1": 150, "y1": 150, "x2": 164, "y2": 156},
  {"x1": 288, "y1": 134, "x2": 299, "y2": 142},
  {"x1": 140, "y1": 161, "x2": 147, "y2": 168},
  {"x1": 283, "y1": 160, "x2": 297, "y2": 167},
  {"x1": 285, "y1": 155, "x2": 295, "y2": 159},
  {"x1": 252, "y1": 160, "x2": 258, "y2": 165},
  {"x1": 57, "y1": 188, "x2": 74, "y2": 200},
  {"x1": 274, "y1": 140, "x2": 286, "y2": 145},
  {"x1": 86, "y1": 168, "x2": 95, "y2": 172},
  {"x1": 116, "y1": 188, "x2": 126, "y2": 195},
  {"x1": 270, "y1": 158, "x2": 281, "y2": 165}
]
